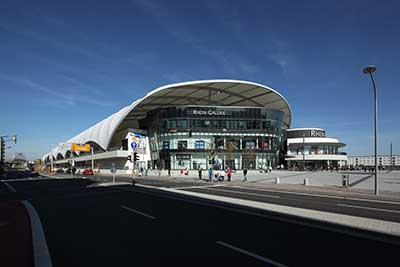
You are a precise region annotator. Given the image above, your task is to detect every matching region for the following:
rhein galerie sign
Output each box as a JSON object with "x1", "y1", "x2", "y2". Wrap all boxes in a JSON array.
[{"x1": 191, "y1": 109, "x2": 228, "y2": 116}]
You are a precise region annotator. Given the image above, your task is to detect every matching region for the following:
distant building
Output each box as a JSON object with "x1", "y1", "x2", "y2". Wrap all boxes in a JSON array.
[
  {"x1": 284, "y1": 128, "x2": 347, "y2": 170},
  {"x1": 11, "y1": 152, "x2": 27, "y2": 169},
  {"x1": 347, "y1": 155, "x2": 400, "y2": 170}
]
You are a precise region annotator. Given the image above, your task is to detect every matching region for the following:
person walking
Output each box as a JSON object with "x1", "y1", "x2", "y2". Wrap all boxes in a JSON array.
[
  {"x1": 208, "y1": 168, "x2": 213, "y2": 182},
  {"x1": 198, "y1": 167, "x2": 202, "y2": 180},
  {"x1": 243, "y1": 168, "x2": 248, "y2": 181},
  {"x1": 227, "y1": 168, "x2": 232, "y2": 182}
]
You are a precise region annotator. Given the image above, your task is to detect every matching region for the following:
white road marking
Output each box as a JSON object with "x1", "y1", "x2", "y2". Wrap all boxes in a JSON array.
[
  {"x1": 337, "y1": 203, "x2": 400, "y2": 214},
  {"x1": 21, "y1": 200, "x2": 52, "y2": 267},
  {"x1": 174, "y1": 184, "x2": 222, "y2": 190},
  {"x1": 200, "y1": 187, "x2": 280, "y2": 199},
  {"x1": 345, "y1": 197, "x2": 400, "y2": 206},
  {"x1": 231, "y1": 186, "x2": 400, "y2": 205},
  {"x1": 216, "y1": 241, "x2": 288, "y2": 267},
  {"x1": 120, "y1": 205, "x2": 156, "y2": 219},
  {"x1": 4, "y1": 182, "x2": 16, "y2": 192}
]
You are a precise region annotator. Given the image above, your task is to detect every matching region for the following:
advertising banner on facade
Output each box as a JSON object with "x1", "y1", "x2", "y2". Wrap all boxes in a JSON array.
[
  {"x1": 71, "y1": 143, "x2": 91, "y2": 152},
  {"x1": 129, "y1": 133, "x2": 146, "y2": 154}
]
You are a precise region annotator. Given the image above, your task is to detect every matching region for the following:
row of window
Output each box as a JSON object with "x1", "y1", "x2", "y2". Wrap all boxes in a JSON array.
[
  {"x1": 153, "y1": 107, "x2": 284, "y2": 121},
  {"x1": 162, "y1": 139, "x2": 276, "y2": 150},
  {"x1": 288, "y1": 145, "x2": 340, "y2": 155},
  {"x1": 160, "y1": 119, "x2": 282, "y2": 131}
]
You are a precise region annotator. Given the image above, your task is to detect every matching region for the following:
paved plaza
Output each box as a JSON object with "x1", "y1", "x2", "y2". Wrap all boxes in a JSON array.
[{"x1": 139, "y1": 169, "x2": 400, "y2": 193}]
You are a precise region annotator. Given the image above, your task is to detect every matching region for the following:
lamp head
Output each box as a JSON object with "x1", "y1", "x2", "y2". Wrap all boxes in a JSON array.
[{"x1": 363, "y1": 65, "x2": 376, "y2": 74}]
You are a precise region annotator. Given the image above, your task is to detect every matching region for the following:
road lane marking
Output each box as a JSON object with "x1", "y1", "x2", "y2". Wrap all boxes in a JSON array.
[
  {"x1": 337, "y1": 203, "x2": 400, "y2": 214},
  {"x1": 231, "y1": 186, "x2": 400, "y2": 205},
  {"x1": 216, "y1": 241, "x2": 288, "y2": 267},
  {"x1": 174, "y1": 184, "x2": 222, "y2": 190},
  {"x1": 21, "y1": 200, "x2": 52, "y2": 267},
  {"x1": 118, "y1": 184, "x2": 400, "y2": 243},
  {"x1": 120, "y1": 205, "x2": 156, "y2": 219},
  {"x1": 199, "y1": 187, "x2": 280, "y2": 199},
  {"x1": 4, "y1": 182, "x2": 16, "y2": 192}
]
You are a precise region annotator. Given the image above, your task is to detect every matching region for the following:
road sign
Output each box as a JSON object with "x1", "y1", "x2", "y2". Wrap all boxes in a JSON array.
[
  {"x1": 111, "y1": 162, "x2": 116, "y2": 174},
  {"x1": 131, "y1": 142, "x2": 137, "y2": 149},
  {"x1": 72, "y1": 143, "x2": 91, "y2": 152}
]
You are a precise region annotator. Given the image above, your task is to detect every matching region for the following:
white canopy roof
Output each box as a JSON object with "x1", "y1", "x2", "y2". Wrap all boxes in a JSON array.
[{"x1": 46, "y1": 80, "x2": 291, "y2": 158}]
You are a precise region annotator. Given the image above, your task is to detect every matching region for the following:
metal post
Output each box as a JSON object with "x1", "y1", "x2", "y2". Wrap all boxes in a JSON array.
[
  {"x1": 70, "y1": 149, "x2": 74, "y2": 178},
  {"x1": 390, "y1": 142, "x2": 393, "y2": 171},
  {"x1": 371, "y1": 72, "x2": 378, "y2": 195},
  {"x1": 364, "y1": 66, "x2": 378, "y2": 195},
  {"x1": 303, "y1": 134, "x2": 305, "y2": 171},
  {"x1": 91, "y1": 147, "x2": 94, "y2": 171}
]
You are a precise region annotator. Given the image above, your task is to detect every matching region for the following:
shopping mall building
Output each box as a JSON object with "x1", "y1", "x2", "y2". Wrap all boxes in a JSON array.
[
  {"x1": 284, "y1": 128, "x2": 347, "y2": 170},
  {"x1": 42, "y1": 80, "x2": 346, "y2": 174}
]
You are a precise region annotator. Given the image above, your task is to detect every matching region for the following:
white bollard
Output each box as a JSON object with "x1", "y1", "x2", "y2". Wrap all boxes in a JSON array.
[
  {"x1": 275, "y1": 177, "x2": 280, "y2": 184},
  {"x1": 304, "y1": 178, "x2": 309, "y2": 185}
]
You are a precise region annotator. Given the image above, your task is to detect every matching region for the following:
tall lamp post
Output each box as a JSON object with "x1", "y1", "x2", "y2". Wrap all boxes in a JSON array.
[
  {"x1": 363, "y1": 65, "x2": 378, "y2": 195},
  {"x1": 302, "y1": 134, "x2": 305, "y2": 171}
]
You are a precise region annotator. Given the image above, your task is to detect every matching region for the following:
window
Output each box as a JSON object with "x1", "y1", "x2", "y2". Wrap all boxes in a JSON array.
[
  {"x1": 121, "y1": 138, "x2": 128, "y2": 150},
  {"x1": 195, "y1": 140, "x2": 205, "y2": 149},
  {"x1": 163, "y1": 141, "x2": 170, "y2": 150},
  {"x1": 178, "y1": 141, "x2": 188, "y2": 149}
]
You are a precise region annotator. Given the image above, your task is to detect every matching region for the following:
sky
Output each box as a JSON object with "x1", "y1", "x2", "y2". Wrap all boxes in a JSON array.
[{"x1": 1, "y1": 0, "x2": 399, "y2": 160}]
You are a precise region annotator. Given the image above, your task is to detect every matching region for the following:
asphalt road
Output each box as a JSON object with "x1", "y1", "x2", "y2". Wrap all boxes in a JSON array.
[
  {"x1": 2, "y1": 177, "x2": 400, "y2": 266},
  {"x1": 183, "y1": 186, "x2": 400, "y2": 223},
  {"x1": 84, "y1": 174, "x2": 400, "y2": 223}
]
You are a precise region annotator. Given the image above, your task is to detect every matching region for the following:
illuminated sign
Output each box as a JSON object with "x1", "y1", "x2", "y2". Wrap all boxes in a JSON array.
[{"x1": 71, "y1": 143, "x2": 91, "y2": 152}]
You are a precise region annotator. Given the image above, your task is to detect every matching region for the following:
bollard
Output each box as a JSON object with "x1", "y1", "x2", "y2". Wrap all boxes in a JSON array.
[
  {"x1": 275, "y1": 177, "x2": 280, "y2": 184},
  {"x1": 304, "y1": 178, "x2": 309, "y2": 185}
]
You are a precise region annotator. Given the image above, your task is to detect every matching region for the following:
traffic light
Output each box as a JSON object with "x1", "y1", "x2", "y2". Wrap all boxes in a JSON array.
[
  {"x1": 134, "y1": 152, "x2": 139, "y2": 162},
  {"x1": 127, "y1": 155, "x2": 132, "y2": 162}
]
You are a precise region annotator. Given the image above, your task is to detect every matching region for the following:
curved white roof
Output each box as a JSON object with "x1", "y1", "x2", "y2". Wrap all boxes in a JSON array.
[{"x1": 48, "y1": 80, "x2": 291, "y2": 155}]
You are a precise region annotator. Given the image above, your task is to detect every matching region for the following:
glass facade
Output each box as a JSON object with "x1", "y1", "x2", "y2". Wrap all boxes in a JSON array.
[{"x1": 144, "y1": 106, "x2": 286, "y2": 170}]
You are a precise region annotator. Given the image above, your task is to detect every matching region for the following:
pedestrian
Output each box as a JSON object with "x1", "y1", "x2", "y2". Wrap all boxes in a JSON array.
[
  {"x1": 198, "y1": 167, "x2": 202, "y2": 180},
  {"x1": 280, "y1": 164, "x2": 284, "y2": 171},
  {"x1": 140, "y1": 166, "x2": 144, "y2": 177},
  {"x1": 185, "y1": 166, "x2": 189, "y2": 175},
  {"x1": 220, "y1": 169, "x2": 226, "y2": 181},
  {"x1": 243, "y1": 168, "x2": 248, "y2": 181},
  {"x1": 168, "y1": 168, "x2": 171, "y2": 176},
  {"x1": 208, "y1": 168, "x2": 212, "y2": 182},
  {"x1": 180, "y1": 169, "x2": 184, "y2": 175},
  {"x1": 227, "y1": 168, "x2": 232, "y2": 182},
  {"x1": 269, "y1": 166, "x2": 272, "y2": 173}
]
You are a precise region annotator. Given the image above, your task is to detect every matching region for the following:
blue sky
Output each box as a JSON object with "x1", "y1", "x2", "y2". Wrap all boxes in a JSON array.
[{"x1": 1, "y1": 0, "x2": 399, "y2": 160}]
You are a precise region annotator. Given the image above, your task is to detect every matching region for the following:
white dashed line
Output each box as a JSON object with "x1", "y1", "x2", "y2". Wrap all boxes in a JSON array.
[
  {"x1": 120, "y1": 205, "x2": 156, "y2": 219},
  {"x1": 4, "y1": 182, "x2": 16, "y2": 192},
  {"x1": 201, "y1": 187, "x2": 280, "y2": 199},
  {"x1": 216, "y1": 241, "x2": 288, "y2": 267},
  {"x1": 337, "y1": 203, "x2": 400, "y2": 214}
]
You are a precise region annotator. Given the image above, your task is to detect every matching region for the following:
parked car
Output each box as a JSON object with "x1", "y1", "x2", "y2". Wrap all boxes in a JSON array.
[
  {"x1": 82, "y1": 169, "x2": 93, "y2": 175},
  {"x1": 56, "y1": 169, "x2": 64, "y2": 173}
]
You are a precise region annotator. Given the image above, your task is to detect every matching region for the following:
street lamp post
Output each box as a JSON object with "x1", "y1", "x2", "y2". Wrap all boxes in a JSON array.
[
  {"x1": 302, "y1": 134, "x2": 305, "y2": 171},
  {"x1": 363, "y1": 65, "x2": 378, "y2": 195}
]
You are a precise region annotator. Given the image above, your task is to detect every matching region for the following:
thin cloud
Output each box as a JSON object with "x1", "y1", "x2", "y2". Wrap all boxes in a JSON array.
[{"x1": 0, "y1": 74, "x2": 115, "y2": 107}]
